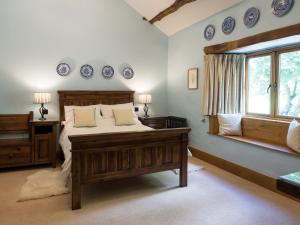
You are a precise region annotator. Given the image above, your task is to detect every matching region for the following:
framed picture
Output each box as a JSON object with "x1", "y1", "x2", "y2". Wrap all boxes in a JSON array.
[{"x1": 188, "y1": 68, "x2": 198, "y2": 89}]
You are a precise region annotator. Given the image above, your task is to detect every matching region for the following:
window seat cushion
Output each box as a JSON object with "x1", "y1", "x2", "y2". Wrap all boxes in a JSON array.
[{"x1": 223, "y1": 135, "x2": 299, "y2": 157}]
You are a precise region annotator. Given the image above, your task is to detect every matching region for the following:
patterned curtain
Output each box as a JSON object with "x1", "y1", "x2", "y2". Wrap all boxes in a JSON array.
[{"x1": 202, "y1": 54, "x2": 246, "y2": 116}]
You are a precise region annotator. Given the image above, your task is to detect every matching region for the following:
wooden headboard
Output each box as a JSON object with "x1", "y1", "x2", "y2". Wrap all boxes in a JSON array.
[{"x1": 58, "y1": 90, "x2": 135, "y2": 121}]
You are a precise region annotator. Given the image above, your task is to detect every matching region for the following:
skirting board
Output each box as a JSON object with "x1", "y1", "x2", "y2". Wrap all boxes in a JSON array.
[{"x1": 189, "y1": 146, "x2": 300, "y2": 202}]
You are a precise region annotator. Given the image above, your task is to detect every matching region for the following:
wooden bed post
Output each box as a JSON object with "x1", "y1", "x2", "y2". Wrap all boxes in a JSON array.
[
  {"x1": 72, "y1": 145, "x2": 81, "y2": 210},
  {"x1": 180, "y1": 133, "x2": 188, "y2": 187}
]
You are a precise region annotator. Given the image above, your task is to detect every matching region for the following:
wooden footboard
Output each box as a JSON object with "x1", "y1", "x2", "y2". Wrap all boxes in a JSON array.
[{"x1": 69, "y1": 128, "x2": 190, "y2": 210}]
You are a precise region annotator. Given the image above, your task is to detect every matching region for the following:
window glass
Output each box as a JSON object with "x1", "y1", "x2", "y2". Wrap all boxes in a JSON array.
[
  {"x1": 247, "y1": 56, "x2": 272, "y2": 115},
  {"x1": 278, "y1": 50, "x2": 300, "y2": 117}
]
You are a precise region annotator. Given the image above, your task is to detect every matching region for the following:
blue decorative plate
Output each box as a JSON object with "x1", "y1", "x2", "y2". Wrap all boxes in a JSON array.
[
  {"x1": 102, "y1": 65, "x2": 114, "y2": 79},
  {"x1": 204, "y1": 25, "x2": 215, "y2": 41},
  {"x1": 222, "y1": 17, "x2": 235, "y2": 35},
  {"x1": 272, "y1": 0, "x2": 294, "y2": 17},
  {"x1": 80, "y1": 64, "x2": 94, "y2": 78},
  {"x1": 244, "y1": 7, "x2": 260, "y2": 28},
  {"x1": 56, "y1": 63, "x2": 71, "y2": 76},
  {"x1": 122, "y1": 67, "x2": 134, "y2": 80}
]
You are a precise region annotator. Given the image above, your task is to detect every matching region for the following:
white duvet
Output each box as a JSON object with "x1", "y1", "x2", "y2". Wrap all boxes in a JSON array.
[{"x1": 59, "y1": 118, "x2": 152, "y2": 177}]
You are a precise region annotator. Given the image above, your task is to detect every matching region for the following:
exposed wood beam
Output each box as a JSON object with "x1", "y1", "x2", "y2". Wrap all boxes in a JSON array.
[
  {"x1": 204, "y1": 23, "x2": 300, "y2": 54},
  {"x1": 145, "y1": 0, "x2": 196, "y2": 24}
]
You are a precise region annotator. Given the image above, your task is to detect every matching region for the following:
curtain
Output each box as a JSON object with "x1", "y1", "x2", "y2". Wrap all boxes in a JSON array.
[{"x1": 202, "y1": 54, "x2": 246, "y2": 116}]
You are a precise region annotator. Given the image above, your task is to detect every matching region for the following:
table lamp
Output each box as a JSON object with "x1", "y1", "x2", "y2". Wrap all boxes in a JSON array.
[
  {"x1": 34, "y1": 93, "x2": 51, "y2": 120},
  {"x1": 139, "y1": 94, "x2": 152, "y2": 118}
]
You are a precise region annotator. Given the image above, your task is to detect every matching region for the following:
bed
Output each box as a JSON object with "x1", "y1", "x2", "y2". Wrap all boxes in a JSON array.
[{"x1": 58, "y1": 90, "x2": 191, "y2": 210}]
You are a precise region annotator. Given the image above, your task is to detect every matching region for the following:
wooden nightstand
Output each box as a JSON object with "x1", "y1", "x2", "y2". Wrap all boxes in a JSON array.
[
  {"x1": 30, "y1": 120, "x2": 59, "y2": 168},
  {"x1": 138, "y1": 116, "x2": 167, "y2": 129}
]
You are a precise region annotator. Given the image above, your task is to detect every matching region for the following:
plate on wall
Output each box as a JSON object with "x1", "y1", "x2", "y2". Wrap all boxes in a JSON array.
[
  {"x1": 204, "y1": 25, "x2": 215, "y2": 41},
  {"x1": 272, "y1": 0, "x2": 294, "y2": 17},
  {"x1": 122, "y1": 67, "x2": 134, "y2": 80},
  {"x1": 80, "y1": 64, "x2": 94, "y2": 79},
  {"x1": 222, "y1": 16, "x2": 235, "y2": 35},
  {"x1": 244, "y1": 7, "x2": 260, "y2": 28},
  {"x1": 56, "y1": 63, "x2": 71, "y2": 76},
  {"x1": 102, "y1": 65, "x2": 114, "y2": 79}
]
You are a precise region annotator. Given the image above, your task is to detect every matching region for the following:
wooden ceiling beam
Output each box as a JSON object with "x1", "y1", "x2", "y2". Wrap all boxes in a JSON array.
[{"x1": 145, "y1": 0, "x2": 196, "y2": 24}]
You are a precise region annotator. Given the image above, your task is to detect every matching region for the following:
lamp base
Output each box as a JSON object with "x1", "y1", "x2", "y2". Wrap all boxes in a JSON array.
[
  {"x1": 143, "y1": 104, "x2": 149, "y2": 118},
  {"x1": 39, "y1": 103, "x2": 48, "y2": 121}
]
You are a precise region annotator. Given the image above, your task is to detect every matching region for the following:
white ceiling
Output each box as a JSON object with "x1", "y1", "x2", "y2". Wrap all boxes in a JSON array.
[{"x1": 125, "y1": 0, "x2": 243, "y2": 36}]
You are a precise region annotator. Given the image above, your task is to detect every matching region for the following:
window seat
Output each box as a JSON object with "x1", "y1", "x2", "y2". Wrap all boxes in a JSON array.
[{"x1": 208, "y1": 116, "x2": 300, "y2": 157}]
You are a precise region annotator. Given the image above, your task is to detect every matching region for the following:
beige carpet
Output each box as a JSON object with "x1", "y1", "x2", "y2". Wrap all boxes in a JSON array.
[{"x1": 1, "y1": 157, "x2": 300, "y2": 225}]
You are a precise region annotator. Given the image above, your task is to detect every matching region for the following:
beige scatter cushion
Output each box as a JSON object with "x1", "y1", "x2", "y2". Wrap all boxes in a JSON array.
[
  {"x1": 287, "y1": 119, "x2": 300, "y2": 153},
  {"x1": 100, "y1": 103, "x2": 136, "y2": 119},
  {"x1": 64, "y1": 105, "x2": 102, "y2": 126},
  {"x1": 218, "y1": 114, "x2": 242, "y2": 136},
  {"x1": 74, "y1": 108, "x2": 97, "y2": 127},
  {"x1": 113, "y1": 109, "x2": 136, "y2": 126}
]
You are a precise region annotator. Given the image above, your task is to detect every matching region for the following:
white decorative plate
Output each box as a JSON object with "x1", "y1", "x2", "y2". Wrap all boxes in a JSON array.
[
  {"x1": 102, "y1": 65, "x2": 114, "y2": 79},
  {"x1": 80, "y1": 64, "x2": 94, "y2": 79},
  {"x1": 122, "y1": 67, "x2": 134, "y2": 80},
  {"x1": 56, "y1": 63, "x2": 71, "y2": 76},
  {"x1": 244, "y1": 7, "x2": 260, "y2": 28},
  {"x1": 272, "y1": 0, "x2": 294, "y2": 17},
  {"x1": 204, "y1": 25, "x2": 215, "y2": 41},
  {"x1": 222, "y1": 17, "x2": 235, "y2": 35}
]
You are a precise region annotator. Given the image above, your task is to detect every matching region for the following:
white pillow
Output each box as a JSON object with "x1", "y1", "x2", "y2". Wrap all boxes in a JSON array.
[
  {"x1": 218, "y1": 114, "x2": 242, "y2": 136},
  {"x1": 100, "y1": 103, "x2": 137, "y2": 119},
  {"x1": 287, "y1": 119, "x2": 300, "y2": 152},
  {"x1": 64, "y1": 105, "x2": 102, "y2": 126}
]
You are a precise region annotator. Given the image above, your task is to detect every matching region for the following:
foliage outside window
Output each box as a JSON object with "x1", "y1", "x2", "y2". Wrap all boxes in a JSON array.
[{"x1": 246, "y1": 47, "x2": 300, "y2": 118}]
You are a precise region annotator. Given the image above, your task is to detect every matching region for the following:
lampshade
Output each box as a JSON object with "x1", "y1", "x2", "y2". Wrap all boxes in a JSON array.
[
  {"x1": 139, "y1": 94, "x2": 152, "y2": 104},
  {"x1": 34, "y1": 93, "x2": 51, "y2": 104}
]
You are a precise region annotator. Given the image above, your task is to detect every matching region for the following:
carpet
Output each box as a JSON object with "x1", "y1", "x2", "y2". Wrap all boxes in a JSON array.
[
  {"x1": 2, "y1": 157, "x2": 300, "y2": 225},
  {"x1": 18, "y1": 156, "x2": 203, "y2": 202}
]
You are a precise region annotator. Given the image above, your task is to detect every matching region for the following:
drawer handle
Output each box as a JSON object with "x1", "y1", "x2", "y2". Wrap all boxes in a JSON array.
[
  {"x1": 9, "y1": 153, "x2": 14, "y2": 159},
  {"x1": 17, "y1": 147, "x2": 21, "y2": 151}
]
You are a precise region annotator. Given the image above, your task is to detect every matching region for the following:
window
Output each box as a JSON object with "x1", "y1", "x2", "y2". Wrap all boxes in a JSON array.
[
  {"x1": 278, "y1": 50, "x2": 300, "y2": 117},
  {"x1": 246, "y1": 46, "x2": 300, "y2": 118}
]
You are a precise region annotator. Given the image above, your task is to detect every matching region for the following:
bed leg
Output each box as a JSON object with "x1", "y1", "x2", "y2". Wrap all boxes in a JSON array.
[
  {"x1": 180, "y1": 135, "x2": 188, "y2": 187},
  {"x1": 72, "y1": 152, "x2": 81, "y2": 210},
  {"x1": 72, "y1": 184, "x2": 81, "y2": 210},
  {"x1": 180, "y1": 166, "x2": 187, "y2": 187}
]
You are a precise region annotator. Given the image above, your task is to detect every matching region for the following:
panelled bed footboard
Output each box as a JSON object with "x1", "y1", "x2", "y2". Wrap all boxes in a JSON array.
[{"x1": 69, "y1": 128, "x2": 190, "y2": 210}]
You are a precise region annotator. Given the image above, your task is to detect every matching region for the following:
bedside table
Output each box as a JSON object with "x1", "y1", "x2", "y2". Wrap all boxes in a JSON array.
[
  {"x1": 138, "y1": 116, "x2": 167, "y2": 129},
  {"x1": 30, "y1": 120, "x2": 59, "y2": 168}
]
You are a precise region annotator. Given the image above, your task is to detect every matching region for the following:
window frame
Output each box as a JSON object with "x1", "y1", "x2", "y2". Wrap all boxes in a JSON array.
[{"x1": 245, "y1": 45, "x2": 300, "y2": 120}]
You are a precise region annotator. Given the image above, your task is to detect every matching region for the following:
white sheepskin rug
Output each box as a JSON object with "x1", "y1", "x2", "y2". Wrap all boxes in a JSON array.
[{"x1": 18, "y1": 169, "x2": 69, "y2": 202}]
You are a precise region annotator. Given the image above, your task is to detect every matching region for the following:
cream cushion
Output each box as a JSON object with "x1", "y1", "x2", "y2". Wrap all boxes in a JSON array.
[
  {"x1": 287, "y1": 120, "x2": 300, "y2": 152},
  {"x1": 100, "y1": 103, "x2": 136, "y2": 119},
  {"x1": 113, "y1": 109, "x2": 136, "y2": 126},
  {"x1": 218, "y1": 114, "x2": 242, "y2": 136},
  {"x1": 74, "y1": 108, "x2": 97, "y2": 127},
  {"x1": 64, "y1": 105, "x2": 102, "y2": 126}
]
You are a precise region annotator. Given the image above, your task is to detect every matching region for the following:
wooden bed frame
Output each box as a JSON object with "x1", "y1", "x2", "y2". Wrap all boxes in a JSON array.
[{"x1": 58, "y1": 90, "x2": 191, "y2": 210}]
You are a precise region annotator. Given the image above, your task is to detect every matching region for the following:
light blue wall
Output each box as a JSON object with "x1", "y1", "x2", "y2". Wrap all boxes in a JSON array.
[
  {"x1": 0, "y1": 0, "x2": 168, "y2": 119},
  {"x1": 1, "y1": 0, "x2": 300, "y2": 177},
  {"x1": 168, "y1": 0, "x2": 300, "y2": 177}
]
